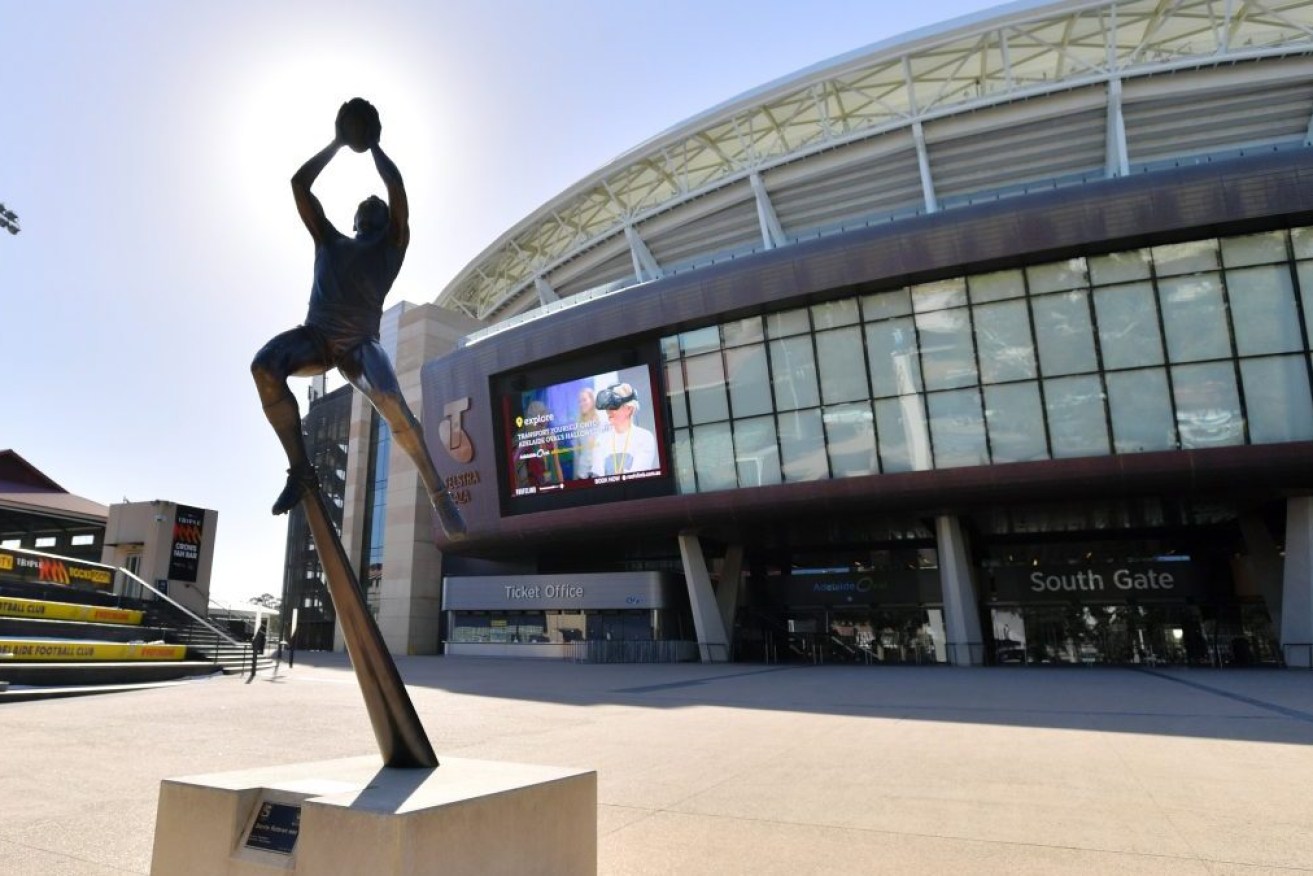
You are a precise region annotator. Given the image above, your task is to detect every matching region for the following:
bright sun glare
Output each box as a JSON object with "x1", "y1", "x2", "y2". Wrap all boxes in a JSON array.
[{"x1": 224, "y1": 42, "x2": 437, "y2": 248}]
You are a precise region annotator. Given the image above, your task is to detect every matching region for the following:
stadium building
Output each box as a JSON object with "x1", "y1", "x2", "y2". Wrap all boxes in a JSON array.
[{"x1": 285, "y1": 0, "x2": 1313, "y2": 668}]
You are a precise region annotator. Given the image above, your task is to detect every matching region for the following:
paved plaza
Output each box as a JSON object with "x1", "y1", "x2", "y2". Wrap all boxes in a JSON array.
[{"x1": 1, "y1": 655, "x2": 1312, "y2": 874}]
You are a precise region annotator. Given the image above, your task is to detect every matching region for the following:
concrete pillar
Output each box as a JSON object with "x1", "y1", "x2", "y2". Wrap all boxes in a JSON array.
[
  {"x1": 1281, "y1": 497, "x2": 1313, "y2": 668},
  {"x1": 936, "y1": 515, "x2": 984, "y2": 666},
  {"x1": 1238, "y1": 511, "x2": 1284, "y2": 634},
  {"x1": 375, "y1": 304, "x2": 484, "y2": 656},
  {"x1": 716, "y1": 543, "x2": 744, "y2": 642},
  {"x1": 677, "y1": 532, "x2": 730, "y2": 663}
]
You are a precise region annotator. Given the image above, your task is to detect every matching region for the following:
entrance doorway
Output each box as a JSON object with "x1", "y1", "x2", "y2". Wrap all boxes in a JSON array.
[
  {"x1": 740, "y1": 606, "x2": 946, "y2": 665},
  {"x1": 989, "y1": 602, "x2": 1276, "y2": 666}
]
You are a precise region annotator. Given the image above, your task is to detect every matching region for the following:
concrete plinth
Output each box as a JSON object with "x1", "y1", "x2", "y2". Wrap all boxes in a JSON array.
[{"x1": 150, "y1": 755, "x2": 596, "y2": 876}]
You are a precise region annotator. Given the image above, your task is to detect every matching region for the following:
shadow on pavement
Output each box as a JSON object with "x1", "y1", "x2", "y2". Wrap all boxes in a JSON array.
[{"x1": 284, "y1": 650, "x2": 1313, "y2": 747}]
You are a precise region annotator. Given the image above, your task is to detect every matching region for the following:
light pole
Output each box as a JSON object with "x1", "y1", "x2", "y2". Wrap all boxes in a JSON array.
[{"x1": 0, "y1": 204, "x2": 19, "y2": 235}]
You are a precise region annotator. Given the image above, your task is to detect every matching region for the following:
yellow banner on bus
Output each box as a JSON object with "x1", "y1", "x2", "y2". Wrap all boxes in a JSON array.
[
  {"x1": 0, "y1": 640, "x2": 185, "y2": 662},
  {"x1": 0, "y1": 597, "x2": 143, "y2": 625}
]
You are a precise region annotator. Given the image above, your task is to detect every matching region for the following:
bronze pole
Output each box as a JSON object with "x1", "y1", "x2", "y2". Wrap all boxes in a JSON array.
[{"x1": 300, "y1": 486, "x2": 438, "y2": 769}]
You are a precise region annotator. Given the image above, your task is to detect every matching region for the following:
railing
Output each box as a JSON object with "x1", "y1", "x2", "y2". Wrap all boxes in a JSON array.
[
  {"x1": 113, "y1": 567, "x2": 243, "y2": 648},
  {"x1": 567, "y1": 640, "x2": 699, "y2": 664}
]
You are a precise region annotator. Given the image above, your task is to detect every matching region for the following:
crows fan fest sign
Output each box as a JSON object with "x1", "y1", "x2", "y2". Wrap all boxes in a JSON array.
[
  {"x1": 0, "y1": 549, "x2": 113, "y2": 591},
  {"x1": 167, "y1": 505, "x2": 205, "y2": 582}
]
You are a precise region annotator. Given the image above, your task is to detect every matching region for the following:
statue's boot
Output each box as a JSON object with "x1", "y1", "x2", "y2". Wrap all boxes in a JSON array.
[{"x1": 272, "y1": 464, "x2": 320, "y2": 515}]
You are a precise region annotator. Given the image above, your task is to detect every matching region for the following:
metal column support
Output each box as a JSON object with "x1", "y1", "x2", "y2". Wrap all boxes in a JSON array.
[
  {"x1": 624, "y1": 224, "x2": 662, "y2": 283},
  {"x1": 534, "y1": 276, "x2": 560, "y2": 306},
  {"x1": 749, "y1": 172, "x2": 786, "y2": 250},
  {"x1": 1106, "y1": 77, "x2": 1130, "y2": 177},
  {"x1": 912, "y1": 121, "x2": 938, "y2": 214}
]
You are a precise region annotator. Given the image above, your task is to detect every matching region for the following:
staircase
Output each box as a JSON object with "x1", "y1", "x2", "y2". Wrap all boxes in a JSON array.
[{"x1": 0, "y1": 547, "x2": 270, "y2": 699}]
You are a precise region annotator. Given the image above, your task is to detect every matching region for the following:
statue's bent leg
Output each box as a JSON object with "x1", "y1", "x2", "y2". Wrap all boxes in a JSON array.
[
  {"x1": 251, "y1": 328, "x2": 330, "y2": 514},
  {"x1": 341, "y1": 341, "x2": 467, "y2": 539}
]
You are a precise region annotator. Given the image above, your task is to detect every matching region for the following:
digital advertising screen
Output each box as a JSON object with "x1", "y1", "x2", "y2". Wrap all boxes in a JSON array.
[{"x1": 496, "y1": 356, "x2": 672, "y2": 513}]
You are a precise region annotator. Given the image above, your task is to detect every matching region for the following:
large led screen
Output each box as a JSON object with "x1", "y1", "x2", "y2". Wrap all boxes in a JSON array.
[{"x1": 501, "y1": 363, "x2": 668, "y2": 503}]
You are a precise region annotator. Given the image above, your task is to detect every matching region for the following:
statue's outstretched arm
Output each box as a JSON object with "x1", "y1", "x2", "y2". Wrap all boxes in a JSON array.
[
  {"x1": 371, "y1": 144, "x2": 410, "y2": 250},
  {"x1": 291, "y1": 141, "x2": 342, "y2": 242}
]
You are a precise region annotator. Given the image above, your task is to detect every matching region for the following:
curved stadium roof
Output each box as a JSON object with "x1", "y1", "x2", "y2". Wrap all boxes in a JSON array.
[{"x1": 439, "y1": 0, "x2": 1313, "y2": 339}]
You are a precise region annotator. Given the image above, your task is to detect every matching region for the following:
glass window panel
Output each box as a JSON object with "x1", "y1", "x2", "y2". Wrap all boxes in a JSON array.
[
  {"x1": 823, "y1": 402, "x2": 877, "y2": 477},
  {"x1": 769, "y1": 336, "x2": 820, "y2": 411},
  {"x1": 1106, "y1": 369, "x2": 1176, "y2": 453},
  {"x1": 865, "y1": 318, "x2": 922, "y2": 398},
  {"x1": 811, "y1": 299, "x2": 860, "y2": 329},
  {"x1": 1221, "y1": 231, "x2": 1287, "y2": 268},
  {"x1": 875, "y1": 396, "x2": 932, "y2": 472},
  {"x1": 660, "y1": 335, "x2": 680, "y2": 361},
  {"x1": 732, "y1": 416, "x2": 782, "y2": 487},
  {"x1": 1027, "y1": 258, "x2": 1088, "y2": 295},
  {"x1": 1159, "y1": 273, "x2": 1231, "y2": 363},
  {"x1": 673, "y1": 428, "x2": 695, "y2": 494},
  {"x1": 968, "y1": 269, "x2": 1024, "y2": 304},
  {"x1": 1292, "y1": 227, "x2": 1313, "y2": 260},
  {"x1": 777, "y1": 409, "x2": 828, "y2": 482},
  {"x1": 1094, "y1": 282, "x2": 1164, "y2": 370},
  {"x1": 725, "y1": 344, "x2": 773, "y2": 418},
  {"x1": 1032, "y1": 291, "x2": 1097, "y2": 376},
  {"x1": 766, "y1": 308, "x2": 810, "y2": 338},
  {"x1": 680, "y1": 326, "x2": 720, "y2": 355},
  {"x1": 1044, "y1": 375, "x2": 1109, "y2": 458},
  {"x1": 983, "y1": 382, "x2": 1047, "y2": 463},
  {"x1": 862, "y1": 287, "x2": 912, "y2": 321},
  {"x1": 692, "y1": 422, "x2": 737, "y2": 492},
  {"x1": 722, "y1": 316, "x2": 764, "y2": 348},
  {"x1": 927, "y1": 389, "x2": 988, "y2": 468},
  {"x1": 1089, "y1": 249, "x2": 1151, "y2": 285},
  {"x1": 1241, "y1": 356, "x2": 1313, "y2": 444},
  {"x1": 684, "y1": 352, "x2": 729, "y2": 424},
  {"x1": 1297, "y1": 262, "x2": 1313, "y2": 344},
  {"x1": 664, "y1": 361, "x2": 689, "y2": 429},
  {"x1": 916, "y1": 307, "x2": 977, "y2": 390},
  {"x1": 974, "y1": 300, "x2": 1036, "y2": 383},
  {"x1": 1152, "y1": 239, "x2": 1218, "y2": 277},
  {"x1": 1229, "y1": 265, "x2": 1302, "y2": 356},
  {"x1": 1171, "y1": 362, "x2": 1244, "y2": 449},
  {"x1": 816, "y1": 326, "x2": 869, "y2": 404},
  {"x1": 911, "y1": 278, "x2": 967, "y2": 313}
]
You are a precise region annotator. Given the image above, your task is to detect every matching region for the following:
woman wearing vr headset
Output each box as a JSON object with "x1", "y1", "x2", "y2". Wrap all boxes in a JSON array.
[{"x1": 588, "y1": 382, "x2": 658, "y2": 478}]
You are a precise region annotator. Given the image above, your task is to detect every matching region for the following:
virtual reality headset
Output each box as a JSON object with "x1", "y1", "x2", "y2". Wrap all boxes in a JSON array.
[{"x1": 595, "y1": 384, "x2": 636, "y2": 410}]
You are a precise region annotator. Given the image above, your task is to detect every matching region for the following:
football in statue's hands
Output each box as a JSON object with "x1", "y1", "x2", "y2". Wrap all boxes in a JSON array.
[{"x1": 336, "y1": 98, "x2": 381, "y2": 153}]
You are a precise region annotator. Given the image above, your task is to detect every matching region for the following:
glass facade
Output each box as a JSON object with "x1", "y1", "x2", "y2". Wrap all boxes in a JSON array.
[
  {"x1": 279, "y1": 385, "x2": 353, "y2": 651},
  {"x1": 359, "y1": 414, "x2": 391, "y2": 618},
  {"x1": 662, "y1": 229, "x2": 1313, "y2": 494}
]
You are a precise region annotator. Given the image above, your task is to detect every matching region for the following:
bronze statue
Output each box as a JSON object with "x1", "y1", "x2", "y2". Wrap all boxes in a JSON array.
[
  {"x1": 251, "y1": 97, "x2": 465, "y2": 540},
  {"x1": 251, "y1": 99, "x2": 453, "y2": 768}
]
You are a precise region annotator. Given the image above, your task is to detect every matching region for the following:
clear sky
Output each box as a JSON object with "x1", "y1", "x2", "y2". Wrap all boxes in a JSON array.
[{"x1": 1, "y1": 0, "x2": 996, "y2": 605}]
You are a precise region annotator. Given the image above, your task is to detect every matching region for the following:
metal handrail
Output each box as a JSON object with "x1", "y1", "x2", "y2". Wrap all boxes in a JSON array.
[{"x1": 118, "y1": 567, "x2": 243, "y2": 647}]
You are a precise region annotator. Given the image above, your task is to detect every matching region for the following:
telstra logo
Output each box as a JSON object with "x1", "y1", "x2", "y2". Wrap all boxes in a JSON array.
[{"x1": 438, "y1": 398, "x2": 475, "y2": 464}]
